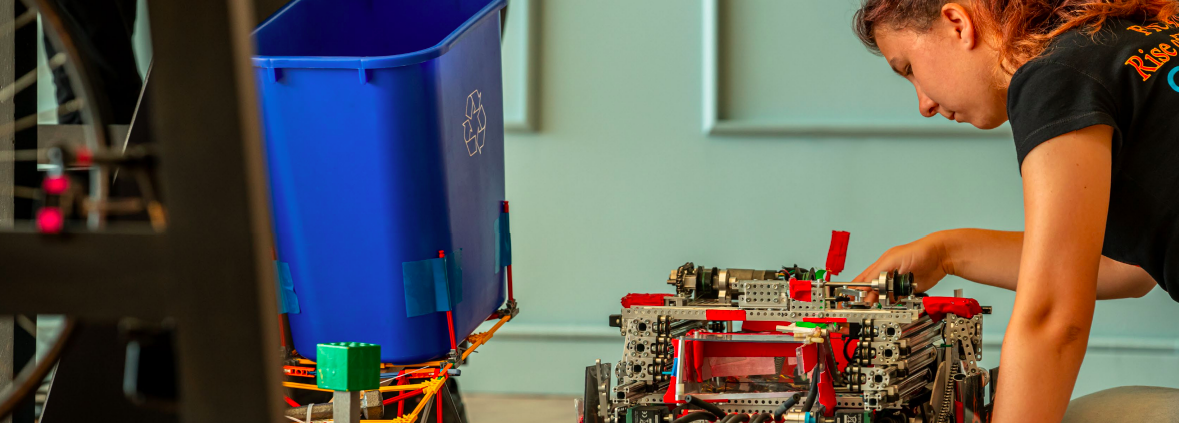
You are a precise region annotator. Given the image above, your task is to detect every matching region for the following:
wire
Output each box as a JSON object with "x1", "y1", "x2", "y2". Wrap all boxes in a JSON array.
[
  {"x1": 800, "y1": 345, "x2": 824, "y2": 414},
  {"x1": 843, "y1": 334, "x2": 858, "y2": 366},
  {"x1": 772, "y1": 393, "x2": 802, "y2": 421},
  {"x1": 843, "y1": 325, "x2": 861, "y2": 367},
  {"x1": 673, "y1": 411, "x2": 718, "y2": 423},
  {"x1": 684, "y1": 395, "x2": 727, "y2": 419}
]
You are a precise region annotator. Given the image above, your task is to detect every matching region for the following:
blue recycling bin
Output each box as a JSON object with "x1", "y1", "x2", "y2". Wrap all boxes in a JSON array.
[{"x1": 253, "y1": 0, "x2": 508, "y2": 363}]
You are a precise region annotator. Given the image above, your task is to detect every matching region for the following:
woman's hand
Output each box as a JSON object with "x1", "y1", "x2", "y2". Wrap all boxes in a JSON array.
[{"x1": 851, "y1": 231, "x2": 955, "y2": 295}]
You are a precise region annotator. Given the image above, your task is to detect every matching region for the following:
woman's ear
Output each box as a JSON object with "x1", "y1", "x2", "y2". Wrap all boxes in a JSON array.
[{"x1": 940, "y1": 3, "x2": 977, "y2": 49}]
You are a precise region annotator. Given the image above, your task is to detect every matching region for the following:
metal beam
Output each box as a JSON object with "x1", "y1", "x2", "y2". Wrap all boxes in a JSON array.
[
  {"x1": 35, "y1": 124, "x2": 130, "y2": 164},
  {"x1": 0, "y1": 231, "x2": 170, "y2": 319},
  {"x1": 146, "y1": 0, "x2": 282, "y2": 421}
]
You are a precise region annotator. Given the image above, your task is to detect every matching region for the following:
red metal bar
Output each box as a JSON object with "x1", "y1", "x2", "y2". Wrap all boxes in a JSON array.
[
  {"x1": 382, "y1": 386, "x2": 426, "y2": 406},
  {"x1": 277, "y1": 314, "x2": 286, "y2": 348},
  {"x1": 503, "y1": 201, "x2": 514, "y2": 302},
  {"x1": 396, "y1": 378, "x2": 407, "y2": 414},
  {"x1": 507, "y1": 265, "x2": 514, "y2": 302},
  {"x1": 446, "y1": 310, "x2": 458, "y2": 351}
]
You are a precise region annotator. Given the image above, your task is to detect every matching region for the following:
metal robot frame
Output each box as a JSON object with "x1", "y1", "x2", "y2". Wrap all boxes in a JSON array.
[{"x1": 584, "y1": 232, "x2": 997, "y2": 423}]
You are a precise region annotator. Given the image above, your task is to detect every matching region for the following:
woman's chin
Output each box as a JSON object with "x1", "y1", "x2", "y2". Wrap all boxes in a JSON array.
[{"x1": 969, "y1": 118, "x2": 1005, "y2": 130}]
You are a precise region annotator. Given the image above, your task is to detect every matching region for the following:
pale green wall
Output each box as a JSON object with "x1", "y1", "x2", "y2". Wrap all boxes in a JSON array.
[{"x1": 458, "y1": 0, "x2": 1179, "y2": 397}]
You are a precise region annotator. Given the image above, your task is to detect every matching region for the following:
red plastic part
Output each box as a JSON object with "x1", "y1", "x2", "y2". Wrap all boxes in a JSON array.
[
  {"x1": 788, "y1": 278, "x2": 812, "y2": 302},
  {"x1": 799, "y1": 343, "x2": 838, "y2": 417},
  {"x1": 436, "y1": 388, "x2": 443, "y2": 422},
  {"x1": 819, "y1": 364, "x2": 836, "y2": 417},
  {"x1": 922, "y1": 296, "x2": 983, "y2": 322},
  {"x1": 740, "y1": 320, "x2": 789, "y2": 332},
  {"x1": 42, "y1": 175, "x2": 69, "y2": 195},
  {"x1": 506, "y1": 264, "x2": 514, "y2": 302},
  {"x1": 704, "y1": 309, "x2": 746, "y2": 321},
  {"x1": 395, "y1": 377, "x2": 408, "y2": 413},
  {"x1": 825, "y1": 230, "x2": 850, "y2": 276},
  {"x1": 701, "y1": 340, "x2": 800, "y2": 358},
  {"x1": 284, "y1": 396, "x2": 300, "y2": 407},
  {"x1": 36, "y1": 207, "x2": 63, "y2": 234},
  {"x1": 620, "y1": 293, "x2": 672, "y2": 308},
  {"x1": 382, "y1": 385, "x2": 426, "y2": 406},
  {"x1": 663, "y1": 339, "x2": 681, "y2": 404},
  {"x1": 831, "y1": 334, "x2": 857, "y2": 372},
  {"x1": 446, "y1": 310, "x2": 457, "y2": 351},
  {"x1": 282, "y1": 365, "x2": 314, "y2": 377},
  {"x1": 503, "y1": 201, "x2": 514, "y2": 302},
  {"x1": 75, "y1": 147, "x2": 92, "y2": 166}
]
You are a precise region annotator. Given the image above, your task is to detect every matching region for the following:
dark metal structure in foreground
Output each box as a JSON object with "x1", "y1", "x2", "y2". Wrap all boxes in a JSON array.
[{"x1": 1, "y1": 0, "x2": 296, "y2": 421}]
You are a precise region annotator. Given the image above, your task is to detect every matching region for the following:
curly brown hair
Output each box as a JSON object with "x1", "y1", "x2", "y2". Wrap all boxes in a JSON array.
[{"x1": 853, "y1": 0, "x2": 1179, "y2": 74}]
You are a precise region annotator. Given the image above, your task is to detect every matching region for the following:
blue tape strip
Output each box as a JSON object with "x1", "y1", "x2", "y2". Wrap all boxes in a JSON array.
[
  {"x1": 430, "y1": 257, "x2": 450, "y2": 314},
  {"x1": 403, "y1": 257, "x2": 444, "y2": 317},
  {"x1": 446, "y1": 249, "x2": 464, "y2": 306},
  {"x1": 496, "y1": 212, "x2": 512, "y2": 267},
  {"x1": 274, "y1": 261, "x2": 300, "y2": 314},
  {"x1": 402, "y1": 252, "x2": 465, "y2": 317}
]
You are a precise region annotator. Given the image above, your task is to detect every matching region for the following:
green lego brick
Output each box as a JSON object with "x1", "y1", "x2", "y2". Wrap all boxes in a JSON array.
[{"x1": 316, "y1": 342, "x2": 380, "y2": 391}]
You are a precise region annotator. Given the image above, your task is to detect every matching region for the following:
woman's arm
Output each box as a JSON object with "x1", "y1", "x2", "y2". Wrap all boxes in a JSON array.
[
  {"x1": 991, "y1": 124, "x2": 1113, "y2": 422},
  {"x1": 852, "y1": 229, "x2": 1156, "y2": 300},
  {"x1": 937, "y1": 229, "x2": 1156, "y2": 299}
]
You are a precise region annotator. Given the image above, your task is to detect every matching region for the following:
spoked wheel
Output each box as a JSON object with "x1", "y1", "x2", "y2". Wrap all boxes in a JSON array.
[
  {"x1": 0, "y1": 0, "x2": 159, "y2": 419},
  {"x1": 2, "y1": 0, "x2": 163, "y2": 233}
]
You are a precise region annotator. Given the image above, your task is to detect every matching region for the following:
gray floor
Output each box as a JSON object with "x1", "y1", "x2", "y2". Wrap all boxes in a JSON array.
[{"x1": 464, "y1": 394, "x2": 578, "y2": 423}]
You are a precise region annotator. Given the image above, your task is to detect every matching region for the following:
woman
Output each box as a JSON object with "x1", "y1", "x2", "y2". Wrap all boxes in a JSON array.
[{"x1": 848, "y1": 0, "x2": 1179, "y2": 421}]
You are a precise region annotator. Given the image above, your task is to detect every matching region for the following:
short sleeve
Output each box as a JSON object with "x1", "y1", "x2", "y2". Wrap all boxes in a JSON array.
[{"x1": 1007, "y1": 60, "x2": 1121, "y2": 167}]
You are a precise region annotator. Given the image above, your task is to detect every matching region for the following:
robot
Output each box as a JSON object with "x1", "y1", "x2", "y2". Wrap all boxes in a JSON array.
[{"x1": 582, "y1": 232, "x2": 996, "y2": 423}]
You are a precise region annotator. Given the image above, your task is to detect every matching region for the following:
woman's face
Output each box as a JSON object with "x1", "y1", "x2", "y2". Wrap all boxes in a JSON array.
[{"x1": 873, "y1": 5, "x2": 1009, "y2": 129}]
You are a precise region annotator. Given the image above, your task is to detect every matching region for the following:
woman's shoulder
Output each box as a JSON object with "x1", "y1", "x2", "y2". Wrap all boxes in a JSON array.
[
  {"x1": 1037, "y1": 18, "x2": 1148, "y2": 63},
  {"x1": 1014, "y1": 17, "x2": 1178, "y2": 89}
]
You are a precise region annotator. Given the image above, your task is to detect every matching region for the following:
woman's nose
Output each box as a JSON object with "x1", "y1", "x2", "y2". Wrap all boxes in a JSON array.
[{"x1": 916, "y1": 88, "x2": 939, "y2": 118}]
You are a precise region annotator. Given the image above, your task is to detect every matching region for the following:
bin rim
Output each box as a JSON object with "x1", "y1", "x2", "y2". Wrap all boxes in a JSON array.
[{"x1": 252, "y1": 0, "x2": 506, "y2": 70}]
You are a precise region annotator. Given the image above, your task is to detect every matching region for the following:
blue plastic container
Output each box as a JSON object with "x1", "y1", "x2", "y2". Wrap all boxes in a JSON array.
[{"x1": 253, "y1": 0, "x2": 507, "y2": 363}]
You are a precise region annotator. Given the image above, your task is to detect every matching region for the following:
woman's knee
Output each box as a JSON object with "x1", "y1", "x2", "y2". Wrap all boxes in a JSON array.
[{"x1": 1063, "y1": 386, "x2": 1179, "y2": 423}]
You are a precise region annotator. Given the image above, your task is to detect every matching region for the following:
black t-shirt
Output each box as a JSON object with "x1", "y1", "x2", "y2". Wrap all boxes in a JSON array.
[{"x1": 1007, "y1": 16, "x2": 1179, "y2": 301}]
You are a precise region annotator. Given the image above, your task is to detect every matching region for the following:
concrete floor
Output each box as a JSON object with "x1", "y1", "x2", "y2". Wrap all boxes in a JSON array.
[{"x1": 463, "y1": 394, "x2": 579, "y2": 423}]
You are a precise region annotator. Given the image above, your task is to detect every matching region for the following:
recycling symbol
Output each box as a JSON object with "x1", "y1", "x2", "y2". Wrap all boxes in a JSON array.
[{"x1": 463, "y1": 90, "x2": 487, "y2": 156}]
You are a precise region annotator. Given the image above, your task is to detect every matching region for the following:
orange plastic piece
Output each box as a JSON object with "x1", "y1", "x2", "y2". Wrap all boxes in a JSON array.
[{"x1": 283, "y1": 365, "x2": 315, "y2": 377}]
